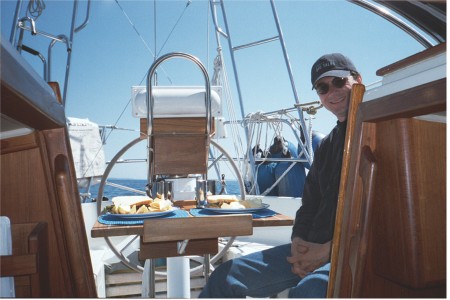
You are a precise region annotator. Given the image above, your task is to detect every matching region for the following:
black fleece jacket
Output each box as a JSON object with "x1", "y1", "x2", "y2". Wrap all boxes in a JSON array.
[{"x1": 291, "y1": 120, "x2": 347, "y2": 244}]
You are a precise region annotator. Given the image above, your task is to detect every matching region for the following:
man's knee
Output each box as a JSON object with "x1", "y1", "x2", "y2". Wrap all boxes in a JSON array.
[{"x1": 288, "y1": 264, "x2": 330, "y2": 298}]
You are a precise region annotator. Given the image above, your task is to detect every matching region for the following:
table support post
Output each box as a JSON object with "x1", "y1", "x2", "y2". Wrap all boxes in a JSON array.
[
  {"x1": 203, "y1": 254, "x2": 210, "y2": 282},
  {"x1": 142, "y1": 259, "x2": 156, "y2": 298},
  {"x1": 167, "y1": 257, "x2": 190, "y2": 298}
]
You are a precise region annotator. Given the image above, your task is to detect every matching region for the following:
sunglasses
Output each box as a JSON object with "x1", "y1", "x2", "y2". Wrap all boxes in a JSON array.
[{"x1": 314, "y1": 77, "x2": 348, "y2": 95}]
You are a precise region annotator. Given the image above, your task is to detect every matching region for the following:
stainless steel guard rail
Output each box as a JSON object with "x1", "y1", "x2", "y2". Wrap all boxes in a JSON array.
[{"x1": 145, "y1": 52, "x2": 212, "y2": 192}]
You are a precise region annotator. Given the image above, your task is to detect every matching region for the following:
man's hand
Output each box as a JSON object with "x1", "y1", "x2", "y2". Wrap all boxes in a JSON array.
[{"x1": 287, "y1": 237, "x2": 331, "y2": 278}]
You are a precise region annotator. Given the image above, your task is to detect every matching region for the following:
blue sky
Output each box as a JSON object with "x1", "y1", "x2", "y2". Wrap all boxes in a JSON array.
[{"x1": 2, "y1": 0, "x2": 426, "y2": 179}]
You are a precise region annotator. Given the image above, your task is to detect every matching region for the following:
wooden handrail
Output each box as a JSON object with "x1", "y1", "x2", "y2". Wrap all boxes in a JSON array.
[
  {"x1": 53, "y1": 153, "x2": 97, "y2": 297},
  {"x1": 349, "y1": 145, "x2": 377, "y2": 297},
  {"x1": 327, "y1": 83, "x2": 365, "y2": 297}
]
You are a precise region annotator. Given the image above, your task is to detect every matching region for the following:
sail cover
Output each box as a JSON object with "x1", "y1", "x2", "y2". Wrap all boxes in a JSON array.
[{"x1": 67, "y1": 117, "x2": 105, "y2": 179}]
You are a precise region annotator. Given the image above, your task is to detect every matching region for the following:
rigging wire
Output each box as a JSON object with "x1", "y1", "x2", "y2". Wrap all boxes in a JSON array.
[
  {"x1": 114, "y1": 0, "x2": 155, "y2": 59},
  {"x1": 156, "y1": 0, "x2": 192, "y2": 57},
  {"x1": 80, "y1": 71, "x2": 148, "y2": 179},
  {"x1": 208, "y1": 1, "x2": 246, "y2": 186},
  {"x1": 209, "y1": 2, "x2": 250, "y2": 179},
  {"x1": 107, "y1": 0, "x2": 194, "y2": 143},
  {"x1": 100, "y1": 71, "x2": 148, "y2": 143},
  {"x1": 113, "y1": 0, "x2": 171, "y2": 84},
  {"x1": 110, "y1": 0, "x2": 177, "y2": 137},
  {"x1": 82, "y1": 0, "x2": 194, "y2": 179}
]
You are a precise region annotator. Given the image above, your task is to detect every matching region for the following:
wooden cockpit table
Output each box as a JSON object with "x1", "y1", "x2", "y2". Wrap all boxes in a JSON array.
[{"x1": 91, "y1": 200, "x2": 294, "y2": 298}]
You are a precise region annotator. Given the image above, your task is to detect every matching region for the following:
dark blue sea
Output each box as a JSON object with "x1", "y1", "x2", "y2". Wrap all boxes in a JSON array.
[{"x1": 89, "y1": 178, "x2": 241, "y2": 201}]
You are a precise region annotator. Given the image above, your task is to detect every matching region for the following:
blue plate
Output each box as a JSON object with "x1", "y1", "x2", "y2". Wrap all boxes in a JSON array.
[
  {"x1": 203, "y1": 203, "x2": 270, "y2": 214},
  {"x1": 106, "y1": 207, "x2": 177, "y2": 219}
]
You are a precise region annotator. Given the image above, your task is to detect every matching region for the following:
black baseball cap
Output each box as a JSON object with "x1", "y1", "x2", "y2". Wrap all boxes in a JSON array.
[{"x1": 311, "y1": 53, "x2": 358, "y2": 88}]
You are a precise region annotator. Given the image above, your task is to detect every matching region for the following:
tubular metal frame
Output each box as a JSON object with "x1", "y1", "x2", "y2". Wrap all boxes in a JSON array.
[
  {"x1": 209, "y1": 0, "x2": 313, "y2": 188},
  {"x1": 9, "y1": 0, "x2": 91, "y2": 106}
]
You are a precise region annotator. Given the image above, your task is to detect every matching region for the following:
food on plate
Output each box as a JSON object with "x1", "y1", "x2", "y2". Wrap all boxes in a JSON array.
[
  {"x1": 117, "y1": 205, "x2": 132, "y2": 214},
  {"x1": 221, "y1": 201, "x2": 246, "y2": 209},
  {"x1": 206, "y1": 195, "x2": 263, "y2": 210},
  {"x1": 240, "y1": 197, "x2": 263, "y2": 209},
  {"x1": 149, "y1": 198, "x2": 172, "y2": 212},
  {"x1": 103, "y1": 196, "x2": 173, "y2": 214},
  {"x1": 206, "y1": 195, "x2": 239, "y2": 208},
  {"x1": 136, "y1": 205, "x2": 150, "y2": 214}
]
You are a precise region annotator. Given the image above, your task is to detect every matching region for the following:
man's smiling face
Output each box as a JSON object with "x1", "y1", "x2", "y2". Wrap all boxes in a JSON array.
[{"x1": 315, "y1": 75, "x2": 359, "y2": 122}]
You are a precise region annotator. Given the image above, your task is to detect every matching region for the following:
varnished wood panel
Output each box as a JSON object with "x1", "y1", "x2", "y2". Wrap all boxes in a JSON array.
[
  {"x1": 142, "y1": 214, "x2": 253, "y2": 243},
  {"x1": 0, "y1": 222, "x2": 50, "y2": 297},
  {"x1": 330, "y1": 73, "x2": 446, "y2": 298},
  {"x1": 1, "y1": 254, "x2": 37, "y2": 276},
  {"x1": 153, "y1": 117, "x2": 209, "y2": 134},
  {"x1": 0, "y1": 147, "x2": 63, "y2": 277},
  {"x1": 251, "y1": 213, "x2": 294, "y2": 227},
  {"x1": 331, "y1": 118, "x2": 446, "y2": 298},
  {"x1": 91, "y1": 222, "x2": 145, "y2": 238},
  {"x1": 140, "y1": 117, "x2": 215, "y2": 138},
  {"x1": 154, "y1": 135, "x2": 209, "y2": 175},
  {"x1": 140, "y1": 117, "x2": 214, "y2": 175},
  {"x1": 360, "y1": 78, "x2": 446, "y2": 122},
  {"x1": 372, "y1": 118, "x2": 445, "y2": 288},
  {"x1": 359, "y1": 245, "x2": 445, "y2": 298},
  {"x1": 0, "y1": 132, "x2": 38, "y2": 155},
  {"x1": 1, "y1": 128, "x2": 97, "y2": 297},
  {"x1": 1, "y1": 82, "x2": 63, "y2": 130},
  {"x1": 139, "y1": 238, "x2": 218, "y2": 259}
]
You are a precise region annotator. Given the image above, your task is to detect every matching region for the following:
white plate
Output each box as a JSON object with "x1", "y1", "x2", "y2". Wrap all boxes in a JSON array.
[
  {"x1": 203, "y1": 203, "x2": 270, "y2": 214},
  {"x1": 106, "y1": 207, "x2": 177, "y2": 219}
]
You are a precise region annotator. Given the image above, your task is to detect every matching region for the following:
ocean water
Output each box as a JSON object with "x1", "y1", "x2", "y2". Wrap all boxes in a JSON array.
[{"x1": 89, "y1": 178, "x2": 241, "y2": 201}]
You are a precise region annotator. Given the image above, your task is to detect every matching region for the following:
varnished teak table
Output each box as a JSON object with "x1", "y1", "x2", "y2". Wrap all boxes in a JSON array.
[{"x1": 91, "y1": 200, "x2": 294, "y2": 297}]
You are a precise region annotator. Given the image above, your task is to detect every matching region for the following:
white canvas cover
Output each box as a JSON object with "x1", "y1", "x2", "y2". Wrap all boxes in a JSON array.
[{"x1": 67, "y1": 117, "x2": 106, "y2": 179}]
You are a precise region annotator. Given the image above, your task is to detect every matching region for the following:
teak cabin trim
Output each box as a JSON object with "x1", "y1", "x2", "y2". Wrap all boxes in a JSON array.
[
  {"x1": 1, "y1": 43, "x2": 97, "y2": 296},
  {"x1": 328, "y1": 44, "x2": 446, "y2": 298}
]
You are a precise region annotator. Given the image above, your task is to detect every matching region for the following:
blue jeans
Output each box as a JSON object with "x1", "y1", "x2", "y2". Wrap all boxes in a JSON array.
[{"x1": 199, "y1": 243, "x2": 330, "y2": 298}]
